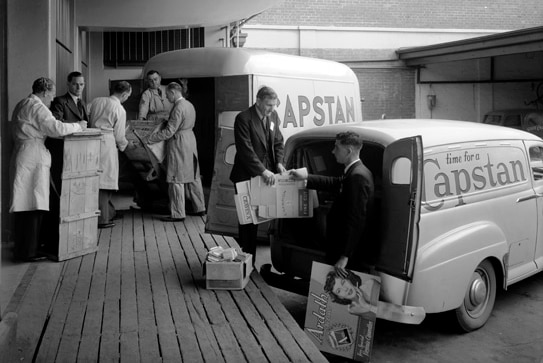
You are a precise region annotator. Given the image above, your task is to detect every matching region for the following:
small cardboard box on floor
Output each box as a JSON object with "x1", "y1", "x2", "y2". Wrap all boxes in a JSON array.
[
  {"x1": 234, "y1": 169, "x2": 315, "y2": 225},
  {"x1": 204, "y1": 247, "x2": 253, "y2": 290},
  {"x1": 304, "y1": 262, "x2": 381, "y2": 362}
]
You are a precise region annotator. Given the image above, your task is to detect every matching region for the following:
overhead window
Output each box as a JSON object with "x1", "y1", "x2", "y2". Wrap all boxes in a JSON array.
[{"x1": 103, "y1": 28, "x2": 205, "y2": 67}]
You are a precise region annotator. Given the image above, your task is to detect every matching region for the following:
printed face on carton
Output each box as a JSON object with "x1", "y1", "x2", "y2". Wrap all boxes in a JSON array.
[{"x1": 332, "y1": 277, "x2": 357, "y2": 301}]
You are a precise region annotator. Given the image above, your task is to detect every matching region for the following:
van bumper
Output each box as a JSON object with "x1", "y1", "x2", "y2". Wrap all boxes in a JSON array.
[{"x1": 377, "y1": 301, "x2": 426, "y2": 325}]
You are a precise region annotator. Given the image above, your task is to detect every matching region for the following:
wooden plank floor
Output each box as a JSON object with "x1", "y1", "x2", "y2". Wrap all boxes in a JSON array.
[{"x1": 5, "y1": 211, "x2": 328, "y2": 363}]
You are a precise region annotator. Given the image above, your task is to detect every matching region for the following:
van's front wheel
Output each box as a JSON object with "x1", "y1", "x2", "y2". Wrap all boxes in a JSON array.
[{"x1": 454, "y1": 260, "x2": 496, "y2": 332}]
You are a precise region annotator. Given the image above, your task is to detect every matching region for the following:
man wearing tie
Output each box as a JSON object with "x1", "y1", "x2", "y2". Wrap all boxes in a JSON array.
[
  {"x1": 48, "y1": 71, "x2": 88, "y2": 189},
  {"x1": 230, "y1": 86, "x2": 287, "y2": 261},
  {"x1": 43, "y1": 71, "x2": 88, "y2": 255},
  {"x1": 290, "y1": 131, "x2": 375, "y2": 270},
  {"x1": 50, "y1": 71, "x2": 88, "y2": 124}
]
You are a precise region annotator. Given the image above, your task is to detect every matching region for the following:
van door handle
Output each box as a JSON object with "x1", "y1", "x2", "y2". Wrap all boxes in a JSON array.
[{"x1": 517, "y1": 193, "x2": 543, "y2": 202}]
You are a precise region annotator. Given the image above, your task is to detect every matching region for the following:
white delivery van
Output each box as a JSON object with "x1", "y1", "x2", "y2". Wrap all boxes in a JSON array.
[
  {"x1": 265, "y1": 119, "x2": 543, "y2": 332},
  {"x1": 142, "y1": 48, "x2": 362, "y2": 235}
]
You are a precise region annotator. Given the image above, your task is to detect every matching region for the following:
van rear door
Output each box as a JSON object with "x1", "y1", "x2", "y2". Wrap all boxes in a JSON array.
[
  {"x1": 205, "y1": 75, "x2": 251, "y2": 236},
  {"x1": 376, "y1": 136, "x2": 423, "y2": 281}
]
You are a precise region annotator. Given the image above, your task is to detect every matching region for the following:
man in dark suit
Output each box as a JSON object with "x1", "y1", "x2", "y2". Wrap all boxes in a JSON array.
[
  {"x1": 290, "y1": 131, "x2": 375, "y2": 270},
  {"x1": 50, "y1": 71, "x2": 88, "y2": 124},
  {"x1": 43, "y1": 71, "x2": 88, "y2": 255},
  {"x1": 230, "y1": 86, "x2": 287, "y2": 261},
  {"x1": 48, "y1": 71, "x2": 88, "y2": 190}
]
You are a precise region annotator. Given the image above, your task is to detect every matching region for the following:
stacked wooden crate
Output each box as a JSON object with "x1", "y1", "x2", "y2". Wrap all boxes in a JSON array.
[{"x1": 57, "y1": 130, "x2": 102, "y2": 261}]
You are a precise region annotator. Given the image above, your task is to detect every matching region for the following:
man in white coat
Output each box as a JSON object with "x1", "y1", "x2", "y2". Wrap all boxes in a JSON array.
[
  {"x1": 145, "y1": 81, "x2": 205, "y2": 222},
  {"x1": 10, "y1": 77, "x2": 86, "y2": 261},
  {"x1": 88, "y1": 81, "x2": 133, "y2": 228}
]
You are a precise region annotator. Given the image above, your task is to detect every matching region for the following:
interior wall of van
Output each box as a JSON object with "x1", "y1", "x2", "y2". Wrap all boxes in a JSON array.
[
  {"x1": 123, "y1": 77, "x2": 218, "y2": 194},
  {"x1": 273, "y1": 140, "x2": 384, "y2": 279}
]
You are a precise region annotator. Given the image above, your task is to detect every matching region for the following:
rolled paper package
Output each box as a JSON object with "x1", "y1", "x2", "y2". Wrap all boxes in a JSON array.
[{"x1": 294, "y1": 167, "x2": 308, "y2": 178}]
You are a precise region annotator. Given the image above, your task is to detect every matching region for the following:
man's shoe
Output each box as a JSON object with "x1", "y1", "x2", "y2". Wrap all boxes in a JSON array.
[
  {"x1": 98, "y1": 222, "x2": 116, "y2": 229},
  {"x1": 160, "y1": 216, "x2": 185, "y2": 222},
  {"x1": 187, "y1": 210, "x2": 206, "y2": 216}
]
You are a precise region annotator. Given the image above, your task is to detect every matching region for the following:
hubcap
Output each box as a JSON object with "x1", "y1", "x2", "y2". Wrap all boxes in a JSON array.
[
  {"x1": 469, "y1": 273, "x2": 487, "y2": 306},
  {"x1": 465, "y1": 270, "x2": 489, "y2": 317}
]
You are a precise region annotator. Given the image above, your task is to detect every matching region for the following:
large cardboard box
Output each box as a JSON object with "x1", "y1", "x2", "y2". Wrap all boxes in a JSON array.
[
  {"x1": 234, "y1": 180, "x2": 273, "y2": 225},
  {"x1": 234, "y1": 171, "x2": 314, "y2": 224},
  {"x1": 304, "y1": 262, "x2": 381, "y2": 362},
  {"x1": 205, "y1": 254, "x2": 253, "y2": 290}
]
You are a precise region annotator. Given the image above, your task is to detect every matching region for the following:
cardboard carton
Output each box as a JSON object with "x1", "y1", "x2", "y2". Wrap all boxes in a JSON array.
[
  {"x1": 234, "y1": 180, "x2": 272, "y2": 225},
  {"x1": 205, "y1": 253, "x2": 253, "y2": 290},
  {"x1": 304, "y1": 262, "x2": 381, "y2": 362},
  {"x1": 234, "y1": 169, "x2": 314, "y2": 224}
]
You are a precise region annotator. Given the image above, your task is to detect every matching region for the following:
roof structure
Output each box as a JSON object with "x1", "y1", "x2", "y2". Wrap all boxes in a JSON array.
[{"x1": 397, "y1": 26, "x2": 543, "y2": 66}]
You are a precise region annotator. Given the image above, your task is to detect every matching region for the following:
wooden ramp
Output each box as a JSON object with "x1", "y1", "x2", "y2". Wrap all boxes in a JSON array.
[{"x1": 5, "y1": 211, "x2": 327, "y2": 363}]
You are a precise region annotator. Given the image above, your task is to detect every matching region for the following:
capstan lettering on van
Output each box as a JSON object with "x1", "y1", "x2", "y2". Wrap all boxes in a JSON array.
[
  {"x1": 254, "y1": 76, "x2": 361, "y2": 141},
  {"x1": 281, "y1": 95, "x2": 356, "y2": 129},
  {"x1": 423, "y1": 147, "x2": 528, "y2": 211}
]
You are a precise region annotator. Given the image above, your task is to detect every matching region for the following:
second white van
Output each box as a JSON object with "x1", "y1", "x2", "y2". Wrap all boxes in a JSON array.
[{"x1": 141, "y1": 47, "x2": 363, "y2": 235}]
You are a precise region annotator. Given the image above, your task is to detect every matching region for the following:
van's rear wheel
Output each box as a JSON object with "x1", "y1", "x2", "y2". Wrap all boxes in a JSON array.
[{"x1": 454, "y1": 260, "x2": 496, "y2": 332}]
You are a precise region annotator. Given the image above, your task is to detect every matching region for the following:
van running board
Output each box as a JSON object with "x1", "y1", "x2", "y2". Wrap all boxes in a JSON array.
[{"x1": 260, "y1": 263, "x2": 426, "y2": 325}]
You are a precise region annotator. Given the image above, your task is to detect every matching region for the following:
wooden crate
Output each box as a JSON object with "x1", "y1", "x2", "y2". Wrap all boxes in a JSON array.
[
  {"x1": 56, "y1": 130, "x2": 102, "y2": 261},
  {"x1": 205, "y1": 254, "x2": 253, "y2": 290}
]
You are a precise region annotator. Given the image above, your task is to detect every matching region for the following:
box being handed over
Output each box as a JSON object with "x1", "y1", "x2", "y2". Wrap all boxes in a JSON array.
[
  {"x1": 304, "y1": 262, "x2": 381, "y2": 362},
  {"x1": 234, "y1": 168, "x2": 315, "y2": 224}
]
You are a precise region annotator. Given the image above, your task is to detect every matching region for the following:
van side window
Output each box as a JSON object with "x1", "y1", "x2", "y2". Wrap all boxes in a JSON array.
[
  {"x1": 391, "y1": 157, "x2": 412, "y2": 184},
  {"x1": 529, "y1": 146, "x2": 543, "y2": 181},
  {"x1": 504, "y1": 114, "x2": 521, "y2": 127},
  {"x1": 483, "y1": 114, "x2": 501, "y2": 125}
]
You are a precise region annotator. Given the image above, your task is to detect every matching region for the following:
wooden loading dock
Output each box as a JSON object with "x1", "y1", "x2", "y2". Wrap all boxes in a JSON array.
[{"x1": 3, "y1": 211, "x2": 327, "y2": 362}]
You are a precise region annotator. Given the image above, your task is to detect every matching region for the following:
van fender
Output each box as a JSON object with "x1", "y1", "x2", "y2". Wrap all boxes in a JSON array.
[{"x1": 407, "y1": 221, "x2": 507, "y2": 313}]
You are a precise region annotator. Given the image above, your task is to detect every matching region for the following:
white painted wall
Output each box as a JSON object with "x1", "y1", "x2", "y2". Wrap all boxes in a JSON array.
[
  {"x1": 7, "y1": 0, "x2": 56, "y2": 114},
  {"x1": 415, "y1": 53, "x2": 543, "y2": 122},
  {"x1": 87, "y1": 33, "x2": 142, "y2": 101}
]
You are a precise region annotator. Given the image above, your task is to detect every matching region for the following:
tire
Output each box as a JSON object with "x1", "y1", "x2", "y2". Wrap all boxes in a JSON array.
[{"x1": 454, "y1": 259, "x2": 497, "y2": 332}]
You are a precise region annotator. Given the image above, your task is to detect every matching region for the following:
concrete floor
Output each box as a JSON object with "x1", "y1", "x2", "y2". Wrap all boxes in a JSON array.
[{"x1": 257, "y1": 247, "x2": 543, "y2": 363}]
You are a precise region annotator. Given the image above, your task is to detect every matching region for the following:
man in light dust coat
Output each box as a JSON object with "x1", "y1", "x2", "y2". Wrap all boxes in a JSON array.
[
  {"x1": 10, "y1": 77, "x2": 86, "y2": 261},
  {"x1": 88, "y1": 81, "x2": 134, "y2": 228},
  {"x1": 145, "y1": 81, "x2": 205, "y2": 222}
]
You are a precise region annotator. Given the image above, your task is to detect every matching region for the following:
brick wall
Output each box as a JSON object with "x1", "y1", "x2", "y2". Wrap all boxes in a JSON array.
[
  {"x1": 356, "y1": 68, "x2": 416, "y2": 120},
  {"x1": 246, "y1": 0, "x2": 541, "y2": 120},
  {"x1": 250, "y1": 0, "x2": 543, "y2": 30}
]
